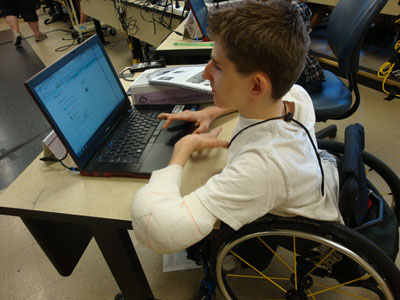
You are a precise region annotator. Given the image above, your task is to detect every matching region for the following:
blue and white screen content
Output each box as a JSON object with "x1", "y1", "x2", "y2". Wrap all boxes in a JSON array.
[{"x1": 34, "y1": 43, "x2": 125, "y2": 157}]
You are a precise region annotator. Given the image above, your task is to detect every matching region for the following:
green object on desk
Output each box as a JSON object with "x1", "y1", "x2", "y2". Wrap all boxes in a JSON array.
[{"x1": 173, "y1": 42, "x2": 214, "y2": 47}]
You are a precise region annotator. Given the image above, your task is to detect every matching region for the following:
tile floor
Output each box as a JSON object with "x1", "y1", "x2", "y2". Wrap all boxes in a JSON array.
[{"x1": 0, "y1": 7, "x2": 399, "y2": 300}]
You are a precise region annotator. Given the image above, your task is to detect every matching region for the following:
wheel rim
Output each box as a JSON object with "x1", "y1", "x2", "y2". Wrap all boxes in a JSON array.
[{"x1": 215, "y1": 230, "x2": 394, "y2": 300}]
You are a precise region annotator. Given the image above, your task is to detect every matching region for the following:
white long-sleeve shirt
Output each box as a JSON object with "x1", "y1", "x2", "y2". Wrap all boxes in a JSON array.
[{"x1": 131, "y1": 85, "x2": 342, "y2": 254}]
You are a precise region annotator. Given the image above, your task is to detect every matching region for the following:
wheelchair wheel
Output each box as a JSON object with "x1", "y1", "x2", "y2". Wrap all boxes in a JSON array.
[
  {"x1": 318, "y1": 139, "x2": 400, "y2": 221},
  {"x1": 211, "y1": 216, "x2": 400, "y2": 300}
]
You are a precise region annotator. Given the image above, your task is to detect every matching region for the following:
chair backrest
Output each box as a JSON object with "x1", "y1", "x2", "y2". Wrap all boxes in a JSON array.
[
  {"x1": 327, "y1": 0, "x2": 388, "y2": 74},
  {"x1": 337, "y1": 123, "x2": 368, "y2": 226}
]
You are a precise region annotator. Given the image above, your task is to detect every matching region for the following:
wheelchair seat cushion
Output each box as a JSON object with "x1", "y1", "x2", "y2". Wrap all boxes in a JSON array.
[{"x1": 310, "y1": 70, "x2": 353, "y2": 121}]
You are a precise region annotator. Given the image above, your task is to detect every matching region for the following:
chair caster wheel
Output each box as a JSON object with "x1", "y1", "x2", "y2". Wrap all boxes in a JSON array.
[{"x1": 109, "y1": 28, "x2": 116, "y2": 36}]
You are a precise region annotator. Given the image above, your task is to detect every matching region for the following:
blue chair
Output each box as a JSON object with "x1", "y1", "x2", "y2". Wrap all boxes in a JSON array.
[{"x1": 310, "y1": 0, "x2": 388, "y2": 139}]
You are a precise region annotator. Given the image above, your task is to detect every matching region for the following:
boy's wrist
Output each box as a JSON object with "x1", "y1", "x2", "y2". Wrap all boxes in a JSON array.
[{"x1": 168, "y1": 136, "x2": 195, "y2": 167}]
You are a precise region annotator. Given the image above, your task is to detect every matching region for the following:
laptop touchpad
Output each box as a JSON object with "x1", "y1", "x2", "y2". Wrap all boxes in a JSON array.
[{"x1": 139, "y1": 143, "x2": 173, "y2": 173}]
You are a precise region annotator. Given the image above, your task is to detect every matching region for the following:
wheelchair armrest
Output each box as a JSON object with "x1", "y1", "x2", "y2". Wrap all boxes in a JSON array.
[{"x1": 354, "y1": 190, "x2": 384, "y2": 232}]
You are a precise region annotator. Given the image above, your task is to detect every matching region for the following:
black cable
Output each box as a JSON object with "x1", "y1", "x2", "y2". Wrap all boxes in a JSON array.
[
  {"x1": 118, "y1": 67, "x2": 135, "y2": 81},
  {"x1": 55, "y1": 38, "x2": 76, "y2": 52},
  {"x1": 40, "y1": 153, "x2": 79, "y2": 172},
  {"x1": 228, "y1": 108, "x2": 325, "y2": 196}
]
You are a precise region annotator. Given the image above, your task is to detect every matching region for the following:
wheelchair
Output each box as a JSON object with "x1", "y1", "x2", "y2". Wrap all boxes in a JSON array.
[{"x1": 191, "y1": 124, "x2": 400, "y2": 300}]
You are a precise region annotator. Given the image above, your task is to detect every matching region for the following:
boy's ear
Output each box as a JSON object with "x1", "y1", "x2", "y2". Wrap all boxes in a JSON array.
[{"x1": 250, "y1": 72, "x2": 272, "y2": 98}]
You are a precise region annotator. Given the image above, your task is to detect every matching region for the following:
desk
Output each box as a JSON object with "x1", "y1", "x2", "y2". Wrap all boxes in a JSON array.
[
  {"x1": 306, "y1": 0, "x2": 399, "y2": 16},
  {"x1": 81, "y1": 0, "x2": 186, "y2": 59},
  {"x1": 156, "y1": 22, "x2": 212, "y2": 64},
  {"x1": 0, "y1": 87, "x2": 237, "y2": 299}
]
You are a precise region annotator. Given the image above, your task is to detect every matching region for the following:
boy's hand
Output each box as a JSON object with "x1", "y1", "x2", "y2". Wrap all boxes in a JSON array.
[
  {"x1": 181, "y1": 127, "x2": 228, "y2": 152},
  {"x1": 169, "y1": 128, "x2": 228, "y2": 167},
  {"x1": 158, "y1": 109, "x2": 214, "y2": 134}
]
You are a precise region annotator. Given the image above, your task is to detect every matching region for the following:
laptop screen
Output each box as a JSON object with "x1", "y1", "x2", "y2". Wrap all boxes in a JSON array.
[
  {"x1": 26, "y1": 35, "x2": 129, "y2": 167},
  {"x1": 187, "y1": 0, "x2": 209, "y2": 38}
]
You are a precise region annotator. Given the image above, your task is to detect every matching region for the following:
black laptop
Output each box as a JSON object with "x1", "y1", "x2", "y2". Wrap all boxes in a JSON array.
[{"x1": 25, "y1": 35, "x2": 197, "y2": 178}]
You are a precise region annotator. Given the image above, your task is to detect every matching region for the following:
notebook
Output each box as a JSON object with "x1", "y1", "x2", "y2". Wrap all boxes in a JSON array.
[
  {"x1": 130, "y1": 67, "x2": 213, "y2": 105},
  {"x1": 25, "y1": 34, "x2": 197, "y2": 178},
  {"x1": 186, "y1": 0, "x2": 210, "y2": 40},
  {"x1": 149, "y1": 65, "x2": 212, "y2": 94}
]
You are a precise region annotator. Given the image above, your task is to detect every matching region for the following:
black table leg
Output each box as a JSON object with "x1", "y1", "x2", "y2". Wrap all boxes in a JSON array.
[
  {"x1": 92, "y1": 226, "x2": 154, "y2": 300},
  {"x1": 21, "y1": 218, "x2": 93, "y2": 276},
  {"x1": 93, "y1": 18, "x2": 107, "y2": 44}
]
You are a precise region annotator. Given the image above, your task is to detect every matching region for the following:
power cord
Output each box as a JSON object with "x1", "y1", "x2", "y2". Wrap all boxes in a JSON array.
[
  {"x1": 40, "y1": 153, "x2": 80, "y2": 172},
  {"x1": 119, "y1": 67, "x2": 135, "y2": 81}
]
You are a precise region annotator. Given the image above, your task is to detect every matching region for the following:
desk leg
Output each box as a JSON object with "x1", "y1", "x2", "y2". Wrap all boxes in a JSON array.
[
  {"x1": 92, "y1": 227, "x2": 154, "y2": 300},
  {"x1": 21, "y1": 218, "x2": 93, "y2": 276},
  {"x1": 93, "y1": 18, "x2": 107, "y2": 44},
  {"x1": 129, "y1": 36, "x2": 144, "y2": 62}
]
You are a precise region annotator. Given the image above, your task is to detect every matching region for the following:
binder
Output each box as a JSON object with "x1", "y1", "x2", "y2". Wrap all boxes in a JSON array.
[
  {"x1": 148, "y1": 65, "x2": 212, "y2": 94},
  {"x1": 130, "y1": 67, "x2": 213, "y2": 105}
]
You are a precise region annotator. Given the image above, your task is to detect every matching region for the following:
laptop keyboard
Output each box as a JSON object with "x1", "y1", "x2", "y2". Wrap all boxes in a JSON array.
[{"x1": 97, "y1": 109, "x2": 163, "y2": 164}]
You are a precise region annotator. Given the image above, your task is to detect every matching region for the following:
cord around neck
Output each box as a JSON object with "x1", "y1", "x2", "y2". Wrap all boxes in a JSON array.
[
  {"x1": 228, "y1": 103, "x2": 325, "y2": 196},
  {"x1": 228, "y1": 102, "x2": 291, "y2": 148}
]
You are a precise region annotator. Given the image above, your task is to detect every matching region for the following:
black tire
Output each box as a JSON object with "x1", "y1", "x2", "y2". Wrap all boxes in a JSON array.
[
  {"x1": 71, "y1": 31, "x2": 78, "y2": 39},
  {"x1": 77, "y1": 36, "x2": 84, "y2": 44},
  {"x1": 210, "y1": 216, "x2": 400, "y2": 300},
  {"x1": 318, "y1": 139, "x2": 400, "y2": 221},
  {"x1": 109, "y1": 28, "x2": 117, "y2": 36}
]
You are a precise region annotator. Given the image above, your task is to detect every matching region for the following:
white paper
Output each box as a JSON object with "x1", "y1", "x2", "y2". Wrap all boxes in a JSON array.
[{"x1": 162, "y1": 250, "x2": 202, "y2": 272}]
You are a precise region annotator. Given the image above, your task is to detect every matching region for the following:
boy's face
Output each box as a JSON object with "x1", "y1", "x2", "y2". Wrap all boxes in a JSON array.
[{"x1": 202, "y1": 42, "x2": 252, "y2": 110}]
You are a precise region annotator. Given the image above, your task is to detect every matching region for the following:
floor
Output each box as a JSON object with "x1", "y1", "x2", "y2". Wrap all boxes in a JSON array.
[{"x1": 0, "y1": 6, "x2": 399, "y2": 300}]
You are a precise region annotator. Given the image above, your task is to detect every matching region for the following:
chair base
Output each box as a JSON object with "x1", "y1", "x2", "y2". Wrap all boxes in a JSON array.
[{"x1": 316, "y1": 124, "x2": 337, "y2": 139}]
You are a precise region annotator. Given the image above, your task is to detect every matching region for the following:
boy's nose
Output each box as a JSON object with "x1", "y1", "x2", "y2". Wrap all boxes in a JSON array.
[{"x1": 202, "y1": 61, "x2": 212, "y2": 80}]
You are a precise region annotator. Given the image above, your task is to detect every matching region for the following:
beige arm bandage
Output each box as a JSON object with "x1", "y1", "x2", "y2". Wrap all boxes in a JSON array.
[{"x1": 131, "y1": 165, "x2": 217, "y2": 254}]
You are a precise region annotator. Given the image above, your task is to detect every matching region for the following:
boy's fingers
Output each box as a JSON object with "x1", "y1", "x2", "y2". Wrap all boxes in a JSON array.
[
  {"x1": 210, "y1": 127, "x2": 223, "y2": 136},
  {"x1": 157, "y1": 113, "x2": 169, "y2": 120},
  {"x1": 214, "y1": 140, "x2": 229, "y2": 148},
  {"x1": 193, "y1": 123, "x2": 208, "y2": 134},
  {"x1": 206, "y1": 139, "x2": 228, "y2": 149},
  {"x1": 162, "y1": 118, "x2": 172, "y2": 129}
]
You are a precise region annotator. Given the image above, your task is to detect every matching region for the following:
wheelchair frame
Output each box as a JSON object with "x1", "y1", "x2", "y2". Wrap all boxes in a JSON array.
[{"x1": 193, "y1": 138, "x2": 400, "y2": 300}]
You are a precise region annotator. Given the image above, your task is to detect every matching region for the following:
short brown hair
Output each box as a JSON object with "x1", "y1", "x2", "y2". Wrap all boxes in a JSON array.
[{"x1": 208, "y1": 0, "x2": 309, "y2": 99}]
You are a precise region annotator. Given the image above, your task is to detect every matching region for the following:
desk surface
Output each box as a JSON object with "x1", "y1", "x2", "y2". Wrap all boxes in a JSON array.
[
  {"x1": 0, "y1": 69, "x2": 231, "y2": 300},
  {"x1": 0, "y1": 103, "x2": 236, "y2": 227},
  {"x1": 156, "y1": 22, "x2": 213, "y2": 62}
]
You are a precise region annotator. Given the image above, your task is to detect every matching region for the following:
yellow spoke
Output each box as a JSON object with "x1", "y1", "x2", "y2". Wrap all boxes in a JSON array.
[
  {"x1": 230, "y1": 250, "x2": 287, "y2": 293},
  {"x1": 257, "y1": 237, "x2": 294, "y2": 273},
  {"x1": 380, "y1": 192, "x2": 392, "y2": 196},
  {"x1": 307, "y1": 274, "x2": 371, "y2": 297},
  {"x1": 226, "y1": 274, "x2": 290, "y2": 281},
  {"x1": 308, "y1": 289, "x2": 317, "y2": 300},
  {"x1": 313, "y1": 282, "x2": 373, "y2": 300},
  {"x1": 293, "y1": 236, "x2": 298, "y2": 291},
  {"x1": 305, "y1": 248, "x2": 336, "y2": 277}
]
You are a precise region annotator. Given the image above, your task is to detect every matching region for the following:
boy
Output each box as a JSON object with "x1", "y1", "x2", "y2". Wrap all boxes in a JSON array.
[{"x1": 131, "y1": 0, "x2": 342, "y2": 254}]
